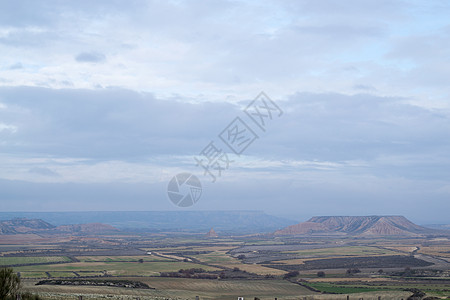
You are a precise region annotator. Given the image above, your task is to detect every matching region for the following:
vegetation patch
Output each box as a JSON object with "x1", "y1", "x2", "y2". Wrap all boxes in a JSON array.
[
  {"x1": 35, "y1": 279, "x2": 152, "y2": 289},
  {"x1": 0, "y1": 256, "x2": 71, "y2": 266},
  {"x1": 265, "y1": 255, "x2": 433, "y2": 270}
]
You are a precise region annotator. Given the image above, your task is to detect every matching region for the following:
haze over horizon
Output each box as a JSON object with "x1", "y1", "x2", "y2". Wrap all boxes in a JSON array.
[{"x1": 1, "y1": 1, "x2": 450, "y2": 224}]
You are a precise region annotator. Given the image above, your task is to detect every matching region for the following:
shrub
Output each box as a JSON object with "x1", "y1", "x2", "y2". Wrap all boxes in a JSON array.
[
  {"x1": 0, "y1": 268, "x2": 20, "y2": 299},
  {"x1": 283, "y1": 271, "x2": 299, "y2": 279},
  {"x1": 317, "y1": 271, "x2": 325, "y2": 277},
  {"x1": 346, "y1": 268, "x2": 361, "y2": 275}
]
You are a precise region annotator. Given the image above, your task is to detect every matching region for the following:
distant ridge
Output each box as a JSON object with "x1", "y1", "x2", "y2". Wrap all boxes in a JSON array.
[
  {"x1": 0, "y1": 218, "x2": 119, "y2": 235},
  {"x1": 275, "y1": 215, "x2": 441, "y2": 236},
  {"x1": 53, "y1": 223, "x2": 119, "y2": 234},
  {"x1": 0, "y1": 218, "x2": 55, "y2": 234},
  {"x1": 0, "y1": 211, "x2": 294, "y2": 234}
]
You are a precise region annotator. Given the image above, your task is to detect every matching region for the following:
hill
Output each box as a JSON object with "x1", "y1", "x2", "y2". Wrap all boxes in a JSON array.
[
  {"x1": 53, "y1": 223, "x2": 119, "y2": 234},
  {"x1": 0, "y1": 218, "x2": 119, "y2": 235},
  {"x1": 274, "y1": 216, "x2": 441, "y2": 236},
  {"x1": 0, "y1": 218, "x2": 55, "y2": 234},
  {"x1": 0, "y1": 211, "x2": 295, "y2": 234}
]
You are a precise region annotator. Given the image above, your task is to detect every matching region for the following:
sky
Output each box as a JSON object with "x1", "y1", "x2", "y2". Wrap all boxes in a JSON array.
[{"x1": 1, "y1": 0, "x2": 450, "y2": 224}]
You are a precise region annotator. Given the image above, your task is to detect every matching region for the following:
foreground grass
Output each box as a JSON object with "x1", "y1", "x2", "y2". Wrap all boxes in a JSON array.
[
  {"x1": 304, "y1": 281, "x2": 450, "y2": 298},
  {"x1": 23, "y1": 277, "x2": 313, "y2": 300}
]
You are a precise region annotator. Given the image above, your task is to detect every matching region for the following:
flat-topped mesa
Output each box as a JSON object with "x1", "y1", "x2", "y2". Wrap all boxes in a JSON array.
[{"x1": 275, "y1": 215, "x2": 436, "y2": 236}]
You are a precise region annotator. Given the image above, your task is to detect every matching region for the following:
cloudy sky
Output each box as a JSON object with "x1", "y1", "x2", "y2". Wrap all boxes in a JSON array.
[{"x1": 1, "y1": 0, "x2": 450, "y2": 223}]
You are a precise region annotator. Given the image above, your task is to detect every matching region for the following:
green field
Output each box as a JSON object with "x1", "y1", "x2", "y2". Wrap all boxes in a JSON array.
[
  {"x1": 305, "y1": 281, "x2": 450, "y2": 298},
  {"x1": 190, "y1": 251, "x2": 237, "y2": 264},
  {"x1": 76, "y1": 255, "x2": 171, "y2": 262},
  {"x1": 306, "y1": 282, "x2": 388, "y2": 294},
  {"x1": 23, "y1": 277, "x2": 313, "y2": 300},
  {"x1": 283, "y1": 246, "x2": 399, "y2": 257},
  {"x1": 15, "y1": 260, "x2": 221, "y2": 277},
  {"x1": 0, "y1": 256, "x2": 71, "y2": 266}
]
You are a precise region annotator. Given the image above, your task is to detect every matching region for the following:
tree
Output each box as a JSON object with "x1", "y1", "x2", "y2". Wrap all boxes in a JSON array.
[
  {"x1": 283, "y1": 271, "x2": 299, "y2": 279},
  {"x1": 317, "y1": 271, "x2": 325, "y2": 277},
  {"x1": 138, "y1": 259, "x2": 144, "y2": 263},
  {"x1": 237, "y1": 254, "x2": 246, "y2": 260},
  {"x1": 0, "y1": 268, "x2": 20, "y2": 299},
  {"x1": 346, "y1": 268, "x2": 361, "y2": 275},
  {"x1": 378, "y1": 269, "x2": 384, "y2": 274}
]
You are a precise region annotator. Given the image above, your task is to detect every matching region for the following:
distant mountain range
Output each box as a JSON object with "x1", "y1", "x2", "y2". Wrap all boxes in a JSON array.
[
  {"x1": 274, "y1": 215, "x2": 447, "y2": 236},
  {"x1": 0, "y1": 211, "x2": 295, "y2": 234},
  {"x1": 0, "y1": 218, "x2": 118, "y2": 235},
  {"x1": 1, "y1": 213, "x2": 448, "y2": 236},
  {"x1": 0, "y1": 218, "x2": 55, "y2": 234}
]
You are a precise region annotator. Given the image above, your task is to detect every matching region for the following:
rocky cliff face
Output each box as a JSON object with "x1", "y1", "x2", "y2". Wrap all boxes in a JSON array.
[{"x1": 275, "y1": 216, "x2": 436, "y2": 236}]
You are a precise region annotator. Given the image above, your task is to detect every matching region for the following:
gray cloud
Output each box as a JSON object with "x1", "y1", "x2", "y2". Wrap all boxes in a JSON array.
[
  {"x1": 8, "y1": 62, "x2": 23, "y2": 70},
  {"x1": 0, "y1": 87, "x2": 449, "y2": 222},
  {"x1": 28, "y1": 167, "x2": 59, "y2": 177},
  {"x1": 75, "y1": 52, "x2": 106, "y2": 63}
]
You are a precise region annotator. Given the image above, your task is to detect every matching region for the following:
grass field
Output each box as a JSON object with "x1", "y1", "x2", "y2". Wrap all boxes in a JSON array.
[
  {"x1": 21, "y1": 277, "x2": 419, "y2": 300},
  {"x1": 76, "y1": 255, "x2": 171, "y2": 262},
  {"x1": 189, "y1": 248, "x2": 287, "y2": 275},
  {"x1": 304, "y1": 281, "x2": 450, "y2": 298},
  {"x1": 23, "y1": 277, "x2": 314, "y2": 300},
  {"x1": 418, "y1": 245, "x2": 450, "y2": 258},
  {"x1": 0, "y1": 256, "x2": 71, "y2": 266},
  {"x1": 306, "y1": 282, "x2": 384, "y2": 293},
  {"x1": 15, "y1": 260, "x2": 222, "y2": 277},
  {"x1": 282, "y1": 246, "x2": 400, "y2": 257},
  {"x1": 190, "y1": 250, "x2": 238, "y2": 264}
]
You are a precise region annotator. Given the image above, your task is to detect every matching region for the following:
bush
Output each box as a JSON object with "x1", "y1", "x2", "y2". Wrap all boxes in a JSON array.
[
  {"x1": 178, "y1": 268, "x2": 205, "y2": 275},
  {"x1": 21, "y1": 292, "x2": 42, "y2": 300},
  {"x1": 237, "y1": 255, "x2": 246, "y2": 260},
  {"x1": 317, "y1": 271, "x2": 325, "y2": 277},
  {"x1": 0, "y1": 268, "x2": 20, "y2": 299},
  {"x1": 346, "y1": 268, "x2": 361, "y2": 275},
  {"x1": 283, "y1": 271, "x2": 299, "y2": 279}
]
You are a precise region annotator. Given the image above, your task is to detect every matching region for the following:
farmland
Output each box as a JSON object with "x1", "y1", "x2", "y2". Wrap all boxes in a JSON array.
[{"x1": 1, "y1": 231, "x2": 449, "y2": 299}]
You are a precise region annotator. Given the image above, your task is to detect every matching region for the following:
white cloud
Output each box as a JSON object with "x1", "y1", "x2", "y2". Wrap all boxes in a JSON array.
[
  {"x1": 0, "y1": 122, "x2": 17, "y2": 133},
  {"x1": 0, "y1": 1, "x2": 448, "y2": 104}
]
